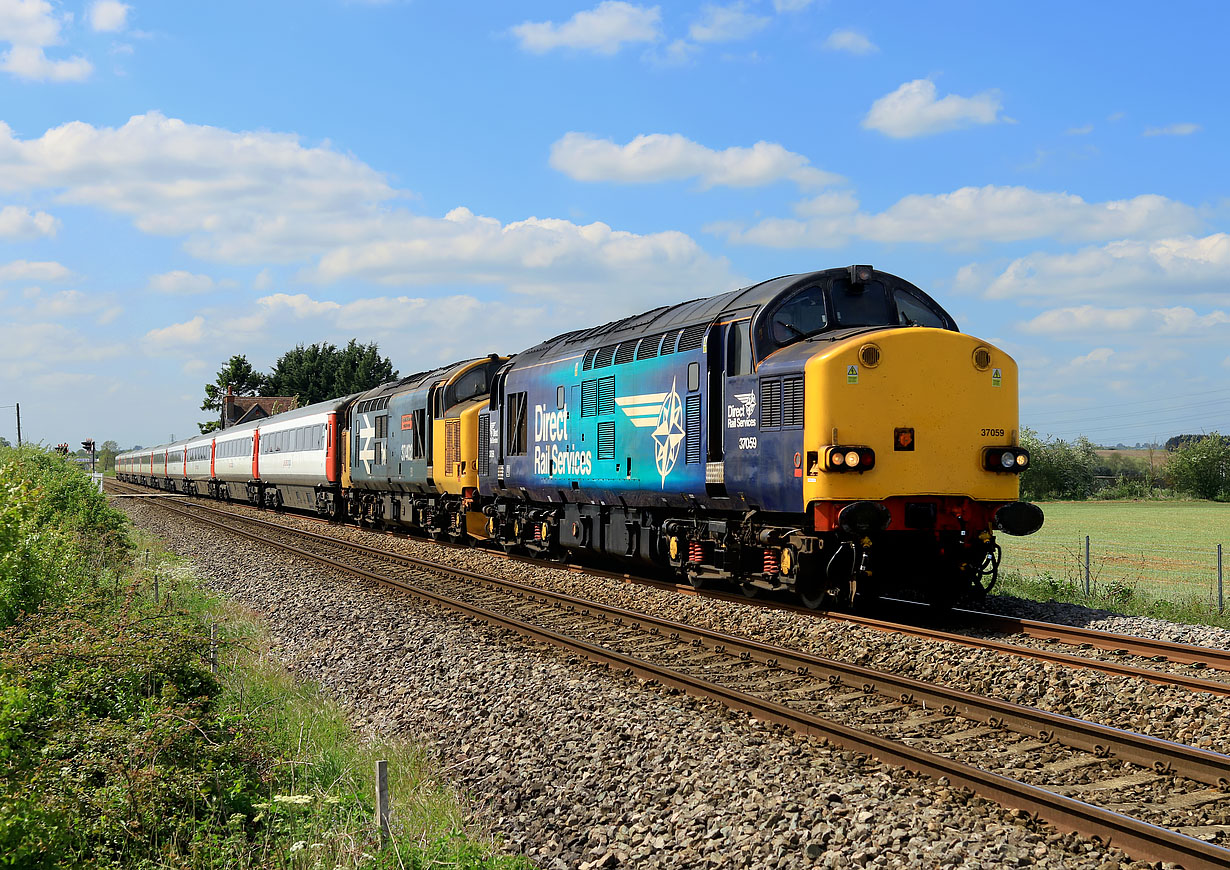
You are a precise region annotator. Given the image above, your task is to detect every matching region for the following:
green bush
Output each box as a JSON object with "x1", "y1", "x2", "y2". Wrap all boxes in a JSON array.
[
  {"x1": 0, "y1": 447, "x2": 131, "y2": 626},
  {"x1": 1019, "y1": 429, "x2": 1098, "y2": 500},
  {"x1": 1165, "y1": 433, "x2": 1230, "y2": 501}
]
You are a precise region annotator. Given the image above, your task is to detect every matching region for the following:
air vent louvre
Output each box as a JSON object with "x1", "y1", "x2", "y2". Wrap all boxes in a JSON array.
[
  {"x1": 581, "y1": 379, "x2": 597, "y2": 417},
  {"x1": 614, "y1": 341, "x2": 637, "y2": 365},
  {"x1": 597, "y1": 376, "x2": 615, "y2": 416},
  {"x1": 594, "y1": 345, "x2": 616, "y2": 368},
  {"x1": 782, "y1": 376, "x2": 804, "y2": 428},
  {"x1": 597, "y1": 421, "x2": 615, "y2": 460},
  {"x1": 677, "y1": 323, "x2": 707, "y2": 353},
  {"x1": 685, "y1": 394, "x2": 702, "y2": 464}
]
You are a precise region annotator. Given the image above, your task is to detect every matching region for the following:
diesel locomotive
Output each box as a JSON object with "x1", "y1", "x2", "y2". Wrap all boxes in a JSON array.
[{"x1": 119, "y1": 266, "x2": 1043, "y2": 608}]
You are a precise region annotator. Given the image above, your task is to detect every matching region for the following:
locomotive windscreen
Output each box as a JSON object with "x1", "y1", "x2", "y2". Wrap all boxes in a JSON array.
[
  {"x1": 757, "y1": 272, "x2": 956, "y2": 359},
  {"x1": 830, "y1": 278, "x2": 892, "y2": 327}
]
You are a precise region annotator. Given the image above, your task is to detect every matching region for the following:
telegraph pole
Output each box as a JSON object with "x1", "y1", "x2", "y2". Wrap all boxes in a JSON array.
[{"x1": 14, "y1": 403, "x2": 19, "y2": 447}]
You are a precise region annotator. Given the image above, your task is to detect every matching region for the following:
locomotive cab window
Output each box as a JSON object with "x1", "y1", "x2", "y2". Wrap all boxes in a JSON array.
[
  {"x1": 766, "y1": 285, "x2": 829, "y2": 346},
  {"x1": 829, "y1": 278, "x2": 892, "y2": 328},
  {"x1": 892, "y1": 287, "x2": 949, "y2": 329}
]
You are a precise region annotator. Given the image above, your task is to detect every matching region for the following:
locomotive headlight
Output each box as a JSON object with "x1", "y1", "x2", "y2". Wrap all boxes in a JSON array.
[
  {"x1": 831, "y1": 451, "x2": 845, "y2": 466},
  {"x1": 1015, "y1": 451, "x2": 1029, "y2": 467},
  {"x1": 845, "y1": 450, "x2": 861, "y2": 467},
  {"x1": 1000, "y1": 450, "x2": 1016, "y2": 469}
]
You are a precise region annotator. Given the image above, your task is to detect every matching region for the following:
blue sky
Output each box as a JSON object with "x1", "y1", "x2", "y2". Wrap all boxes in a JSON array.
[{"x1": 1, "y1": 0, "x2": 1227, "y2": 449}]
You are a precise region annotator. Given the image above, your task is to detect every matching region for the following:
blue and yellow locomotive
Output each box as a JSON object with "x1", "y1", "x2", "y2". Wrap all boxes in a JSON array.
[{"x1": 477, "y1": 266, "x2": 1042, "y2": 606}]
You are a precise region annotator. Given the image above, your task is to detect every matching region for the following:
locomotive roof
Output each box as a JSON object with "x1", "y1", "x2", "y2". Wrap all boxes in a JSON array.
[
  {"x1": 511, "y1": 270, "x2": 832, "y2": 365},
  {"x1": 353, "y1": 356, "x2": 491, "y2": 403}
]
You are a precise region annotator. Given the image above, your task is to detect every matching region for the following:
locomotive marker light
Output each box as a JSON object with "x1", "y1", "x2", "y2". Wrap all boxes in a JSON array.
[
  {"x1": 824, "y1": 446, "x2": 876, "y2": 472},
  {"x1": 983, "y1": 447, "x2": 1030, "y2": 473}
]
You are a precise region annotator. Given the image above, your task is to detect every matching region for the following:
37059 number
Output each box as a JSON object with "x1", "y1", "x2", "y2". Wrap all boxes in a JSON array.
[
  {"x1": 738, "y1": 437, "x2": 757, "y2": 450},
  {"x1": 981, "y1": 428, "x2": 1005, "y2": 437}
]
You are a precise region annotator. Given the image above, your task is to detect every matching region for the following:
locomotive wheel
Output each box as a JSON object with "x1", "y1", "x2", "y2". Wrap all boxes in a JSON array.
[
  {"x1": 739, "y1": 581, "x2": 759, "y2": 599},
  {"x1": 686, "y1": 567, "x2": 705, "y2": 591},
  {"x1": 798, "y1": 582, "x2": 828, "y2": 610}
]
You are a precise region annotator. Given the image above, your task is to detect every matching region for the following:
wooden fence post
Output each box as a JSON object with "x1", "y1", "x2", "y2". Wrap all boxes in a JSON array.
[{"x1": 376, "y1": 759, "x2": 390, "y2": 847}]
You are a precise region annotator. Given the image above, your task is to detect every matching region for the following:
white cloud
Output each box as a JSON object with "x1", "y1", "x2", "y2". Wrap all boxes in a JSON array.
[
  {"x1": 0, "y1": 112, "x2": 395, "y2": 261},
  {"x1": 252, "y1": 268, "x2": 274, "y2": 291},
  {"x1": 511, "y1": 2, "x2": 661, "y2": 55},
  {"x1": 646, "y1": 38, "x2": 699, "y2": 66},
  {"x1": 88, "y1": 1, "x2": 129, "y2": 32},
  {"x1": 21, "y1": 288, "x2": 117, "y2": 319},
  {"x1": 689, "y1": 3, "x2": 769, "y2": 43},
  {"x1": 862, "y1": 79, "x2": 1003, "y2": 138},
  {"x1": 1065, "y1": 124, "x2": 1093, "y2": 135},
  {"x1": 149, "y1": 270, "x2": 216, "y2": 295},
  {"x1": 0, "y1": 112, "x2": 740, "y2": 311},
  {"x1": 822, "y1": 29, "x2": 877, "y2": 55},
  {"x1": 0, "y1": 258, "x2": 70, "y2": 281},
  {"x1": 773, "y1": 0, "x2": 813, "y2": 10},
  {"x1": 549, "y1": 132, "x2": 840, "y2": 190},
  {"x1": 0, "y1": 203, "x2": 57, "y2": 236},
  {"x1": 0, "y1": 0, "x2": 93, "y2": 81},
  {"x1": 722, "y1": 185, "x2": 1200, "y2": 248},
  {"x1": 1022, "y1": 305, "x2": 1230, "y2": 337},
  {"x1": 144, "y1": 315, "x2": 205, "y2": 350},
  {"x1": 0, "y1": 320, "x2": 124, "y2": 364},
  {"x1": 1070, "y1": 347, "x2": 1115, "y2": 368},
  {"x1": 1143, "y1": 122, "x2": 1201, "y2": 137},
  {"x1": 305, "y1": 206, "x2": 737, "y2": 314},
  {"x1": 976, "y1": 233, "x2": 1230, "y2": 303}
]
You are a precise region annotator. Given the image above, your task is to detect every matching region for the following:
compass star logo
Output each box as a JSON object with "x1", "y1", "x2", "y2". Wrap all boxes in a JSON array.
[{"x1": 652, "y1": 378, "x2": 686, "y2": 487}]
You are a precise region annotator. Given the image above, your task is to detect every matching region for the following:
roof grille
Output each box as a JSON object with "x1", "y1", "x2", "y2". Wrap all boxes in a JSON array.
[{"x1": 677, "y1": 323, "x2": 707, "y2": 353}]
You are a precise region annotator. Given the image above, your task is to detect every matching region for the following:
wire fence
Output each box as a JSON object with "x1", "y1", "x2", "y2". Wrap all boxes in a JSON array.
[{"x1": 1000, "y1": 536, "x2": 1225, "y2": 614}]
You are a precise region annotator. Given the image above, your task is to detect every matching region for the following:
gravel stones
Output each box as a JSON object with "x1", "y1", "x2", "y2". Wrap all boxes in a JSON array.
[{"x1": 118, "y1": 497, "x2": 1159, "y2": 868}]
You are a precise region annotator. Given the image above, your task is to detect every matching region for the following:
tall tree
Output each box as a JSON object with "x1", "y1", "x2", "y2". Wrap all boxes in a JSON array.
[
  {"x1": 333, "y1": 339, "x2": 398, "y2": 398},
  {"x1": 199, "y1": 354, "x2": 265, "y2": 433},
  {"x1": 98, "y1": 439, "x2": 119, "y2": 472},
  {"x1": 265, "y1": 340, "x2": 397, "y2": 405}
]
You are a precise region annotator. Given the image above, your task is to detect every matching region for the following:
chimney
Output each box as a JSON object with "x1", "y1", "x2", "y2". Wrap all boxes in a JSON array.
[{"x1": 222, "y1": 383, "x2": 235, "y2": 429}]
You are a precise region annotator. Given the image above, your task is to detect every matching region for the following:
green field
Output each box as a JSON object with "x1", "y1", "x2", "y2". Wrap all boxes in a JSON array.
[{"x1": 998, "y1": 500, "x2": 1229, "y2": 607}]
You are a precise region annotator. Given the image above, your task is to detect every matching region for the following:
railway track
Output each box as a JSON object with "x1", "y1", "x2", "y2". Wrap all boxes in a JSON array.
[
  {"x1": 109, "y1": 480, "x2": 1230, "y2": 698},
  {"x1": 115, "y1": 484, "x2": 1230, "y2": 868}
]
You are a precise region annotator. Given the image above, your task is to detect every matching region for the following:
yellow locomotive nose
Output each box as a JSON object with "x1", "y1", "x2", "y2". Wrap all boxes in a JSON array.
[{"x1": 803, "y1": 327, "x2": 1021, "y2": 506}]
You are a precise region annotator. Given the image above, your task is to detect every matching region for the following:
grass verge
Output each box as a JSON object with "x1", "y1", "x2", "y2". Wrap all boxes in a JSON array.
[{"x1": 995, "y1": 568, "x2": 1230, "y2": 632}]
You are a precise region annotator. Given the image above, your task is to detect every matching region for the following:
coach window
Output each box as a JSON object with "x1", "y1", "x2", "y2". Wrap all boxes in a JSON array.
[
  {"x1": 556, "y1": 385, "x2": 565, "y2": 410},
  {"x1": 687, "y1": 362, "x2": 700, "y2": 392}
]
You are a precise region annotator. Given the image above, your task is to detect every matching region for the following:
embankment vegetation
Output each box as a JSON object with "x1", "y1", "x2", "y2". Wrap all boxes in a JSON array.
[{"x1": 0, "y1": 446, "x2": 526, "y2": 870}]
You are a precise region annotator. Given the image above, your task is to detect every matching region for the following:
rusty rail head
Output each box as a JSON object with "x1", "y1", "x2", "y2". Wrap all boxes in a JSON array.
[{"x1": 950, "y1": 606, "x2": 1230, "y2": 671}]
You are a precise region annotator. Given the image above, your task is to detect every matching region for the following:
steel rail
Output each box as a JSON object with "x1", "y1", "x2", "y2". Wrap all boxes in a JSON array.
[
  {"x1": 142, "y1": 496, "x2": 1230, "y2": 870},
  {"x1": 950, "y1": 607, "x2": 1230, "y2": 671},
  {"x1": 106, "y1": 480, "x2": 1230, "y2": 699},
  {"x1": 105, "y1": 477, "x2": 1230, "y2": 689},
  {"x1": 158, "y1": 497, "x2": 1230, "y2": 789}
]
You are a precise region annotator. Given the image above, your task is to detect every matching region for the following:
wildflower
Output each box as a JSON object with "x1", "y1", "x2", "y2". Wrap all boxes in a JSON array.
[
  {"x1": 273, "y1": 794, "x2": 315, "y2": 805},
  {"x1": 289, "y1": 840, "x2": 307, "y2": 853}
]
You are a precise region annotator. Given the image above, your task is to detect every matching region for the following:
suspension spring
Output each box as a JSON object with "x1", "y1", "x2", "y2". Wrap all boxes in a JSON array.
[
  {"x1": 763, "y1": 549, "x2": 779, "y2": 575},
  {"x1": 534, "y1": 524, "x2": 543, "y2": 542},
  {"x1": 688, "y1": 541, "x2": 704, "y2": 563}
]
